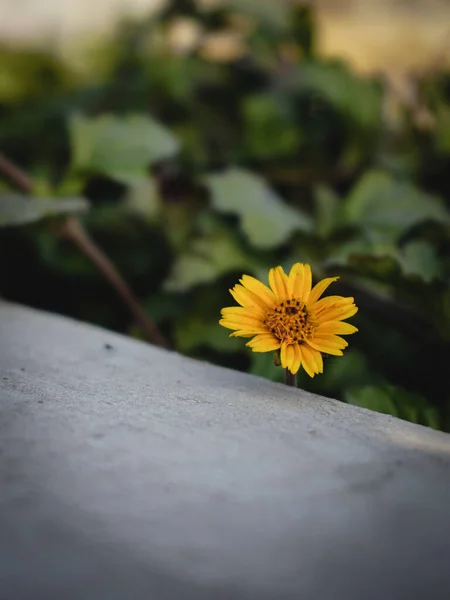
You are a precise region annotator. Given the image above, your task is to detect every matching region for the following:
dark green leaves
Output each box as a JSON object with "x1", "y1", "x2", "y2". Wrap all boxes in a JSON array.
[
  {"x1": 164, "y1": 216, "x2": 256, "y2": 292},
  {"x1": 300, "y1": 61, "x2": 382, "y2": 131},
  {"x1": 314, "y1": 184, "x2": 340, "y2": 238},
  {"x1": 69, "y1": 113, "x2": 179, "y2": 183},
  {"x1": 325, "y1": 171, "x2": 448, "y2": 282},
  {"x1": 346, "y1": 384, "x2": 441, "y2": 430},
  {"x1": 343, "y1": 170, "x2": 450, "y2": 238},
  {"x1": 398, "y1": 241, "x2": 442, "y2": 283},
  {"x1": 205, "y1": 168, "x2": 313, "y2": 249},
  {"x1": 241, "y1": 94, "x2": 300, "y2": 160}
]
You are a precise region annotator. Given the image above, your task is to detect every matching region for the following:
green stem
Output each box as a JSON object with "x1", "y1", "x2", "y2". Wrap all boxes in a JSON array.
[{"x1": 284, "y1": 369, "x2": 297, "y2": 387}]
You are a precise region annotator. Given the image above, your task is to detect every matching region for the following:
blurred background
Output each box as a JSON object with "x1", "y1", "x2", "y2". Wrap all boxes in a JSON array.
[{"x1": 1, "y1": 0, "x2": 450, "y2": 429}]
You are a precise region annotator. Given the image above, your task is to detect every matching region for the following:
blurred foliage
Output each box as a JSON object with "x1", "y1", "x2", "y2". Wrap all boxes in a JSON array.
[
  {"x1": 0, "y1": 193, "x2": 88, "y2": 226},
  {"x1": 1, "y1": 0, "x2": 450, "y2": 430}
]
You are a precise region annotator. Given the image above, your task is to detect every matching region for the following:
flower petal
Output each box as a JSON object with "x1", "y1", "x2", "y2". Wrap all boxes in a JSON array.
[
  {"x1": 291, "y1": 343, "x2": 302, "y2": 374},
  {"x1": 299, "y1": 344, "x2": 316, "y2": 377},
  {"x1": 285, "y1": 343, "x2": 296, "y2": 373},
  {"x1": 220, "y1": 323, "x2": 263, "y2": 333},
  {"x1": 229, "y1": 327, "x2": 268, "y2": 337},
  {"x1": 219, "y1": 316, "x2": 264, "y2": 329},
  {"x1": 315, "y1": 350, "x2": 324, "y2": 373},
  {"x1": 306, "y1": 337, "x2": 344, "y2": 356},
  {"x1": 220, "y1": 323, "x2": 265, "y2": 333},
  {"x1": 269, "y1": 266, "x2": 289, "y2": 300},
  {"x1": 288, "y1": 263, "x2": 306, "y2": 300},
  {"x1": 229, "y1": 331, "x2": 255, "y2": 338},
  {"x1": 315, "y1": 321, "x2": 358, "y2": 335},
  {"x1": 318, "y1": 303, "x2": 358, "y2": 322},
  {"x1": 247, "y1": 333, "x2": 281, "y2": 352},
  {"x1": 288, "y1": 263, "x2": 312, "y2": 302},
  {"x1": 240, "y1": 275, "x2": 277, "y2": 306},
  {"x1": 221, "y1": 307, "x2": 263, "y2": 323},
  {"x1": 313, "y1": 296, "x2": 354, "y2": 314},
  {"x1": 303, "y1": 344, "x2": 322, "y2": 374},
  {"x1": 288, "y1": 263, "x2": 302, "y2": 298},
  {"x1": 280, "y1": 342, "x2": 303, "y2": 374},
  {"x1": 221, "y1": 318, "x2": 267, "y2": 331},
  {"x1": 311, "y1": 334, "x2": 348, "y2": 348},
  {"x1": 280, "y1": 342, "x2": 291, "y2": 369},
  {"x1": 301, "y1": 264, "x2": 312, "y2": 302},
  {"x1": 308, "y1": 277, "x2": 339, "y2": 305},
  {"x1": 230, "y1": 284, "x2": 269, "y2": 313}
]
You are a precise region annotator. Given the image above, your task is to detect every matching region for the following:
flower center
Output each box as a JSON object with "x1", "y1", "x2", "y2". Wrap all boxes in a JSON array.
[{"x1": 264, "y1": 298, "x2": 315, "y2": 344}]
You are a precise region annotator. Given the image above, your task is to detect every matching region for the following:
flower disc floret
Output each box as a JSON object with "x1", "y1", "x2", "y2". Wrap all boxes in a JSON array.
[{"x1": 264, "y1": 299, "x2": 315, "y2": 344}]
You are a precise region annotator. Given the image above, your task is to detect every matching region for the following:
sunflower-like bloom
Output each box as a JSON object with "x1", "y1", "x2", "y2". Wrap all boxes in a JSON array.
[{"x1": 219, "y1": 263, "x2": 358, "y2": 377}]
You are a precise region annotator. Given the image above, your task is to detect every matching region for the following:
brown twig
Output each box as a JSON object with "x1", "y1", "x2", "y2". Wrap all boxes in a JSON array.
[
  {"x1": 60, "y1": 217, "x2": 169, "y2": 348},
  {"x1": 0, "y1": 152, "x2": 33, "y2": 193},
  {"x1": 0, "y1": 151, "x2": 170, "y2": 349}
]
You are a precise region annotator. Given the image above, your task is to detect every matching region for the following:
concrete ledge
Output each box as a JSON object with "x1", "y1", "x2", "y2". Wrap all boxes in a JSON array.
[{"x1": 1, "y1": 301, "x2": 450, "y2": 599}]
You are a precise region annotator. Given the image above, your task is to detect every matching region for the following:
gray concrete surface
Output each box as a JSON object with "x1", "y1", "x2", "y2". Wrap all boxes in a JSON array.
[{"x1": 1, "y1": 300, "x2": 450, "y2": 600}]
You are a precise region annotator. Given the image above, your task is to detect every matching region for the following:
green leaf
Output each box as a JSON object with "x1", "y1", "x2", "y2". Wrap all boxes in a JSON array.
[
  {"x1": 398, "y1": 240, "x2": 442, "y2": 282},
  {"x1": 69, "y1": 113, "x2": 179, "y2": 184},
  {"x1": 314, "y1": 184, "x2": 341, "y2": 238},
  {"x1": 124, "y1": 177, "x2": 162, "y2": 222},
  {"x1": 327, "y1": 232, "x2": 443, "y2": 283},
  {"x1": 325, "y1": 231, "x2": 399, "y2": 267},
  {"x1": 204, "y1": 168, "x2": 313, "y2": 249},
  {"x1": 346, "y1": 384, "x2": 441, "y2": 429},
  {"x1": 285, "y1": 60, "x2": 381, "y2": 130},
  {"x1": 164, "y1": 215, "x2": 257, "y2": 292},
  {"x1": 345, "y1": 385, "x2": 399, "y2": 418},
  {"x1": 343, "y1": 170, "x2": 450, "y2": 240},
  {"x1": 0, "y1": 193, "x2": 89, "y2": 227},
  {"x1": 242, "y1": 94, "x2": 300, "y2": 160}
]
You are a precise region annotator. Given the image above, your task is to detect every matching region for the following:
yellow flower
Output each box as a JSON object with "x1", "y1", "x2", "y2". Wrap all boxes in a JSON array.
[{"x1": 219, "y1": 263, "x2": 358, "y2": 377}]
